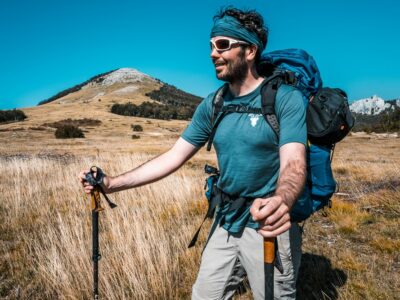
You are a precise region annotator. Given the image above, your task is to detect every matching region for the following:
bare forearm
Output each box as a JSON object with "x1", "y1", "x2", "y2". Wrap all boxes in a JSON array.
[
  {"x1": 250, "y1": 143, "x2": 306, "y2": 237},
  {"x1": 107, "y1": 149, "x2": 184, "y2": 193},
  {"x1": 275, "y1": 159, "x2": 306, "y2": 209},
  {"x1": 105, "y1": 137, "x2": 199, "y2": 193}
]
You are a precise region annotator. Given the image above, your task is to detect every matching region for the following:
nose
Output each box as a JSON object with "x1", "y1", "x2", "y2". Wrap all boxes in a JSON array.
[{"x1": 210, "y1": 46, "x2": 220, "y2": 60}]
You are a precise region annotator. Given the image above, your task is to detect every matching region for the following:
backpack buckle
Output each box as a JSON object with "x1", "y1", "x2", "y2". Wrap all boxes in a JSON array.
[
  {"x1": 204, "y1": 164, "x2": 220, "y2": 175},
  {"x1": 239, "y1": 105, "x2": 250, "y2": 112}
]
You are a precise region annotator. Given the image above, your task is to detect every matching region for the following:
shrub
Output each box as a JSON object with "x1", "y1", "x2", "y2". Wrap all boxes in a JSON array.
[
  {"x1": 111, "y1": 101, "x2": 196, "y2": 120},
  {"x1": 0, "y1": 109, "x2": 27, "y2": 123},
  {"x1": 111, "y1": 83, "x2": 202, "y2": 121},
  {"x1": 43, "y1": 118, "x2": 101, "y2": 128},
  {"x1": 363, "y1": 126, "x2": 372, "y2": 134},
  {"x1": 145, "y1": 83, "x2": 201, "y2": 107},
  {"x1": 55, "y1": 125, "x2": 85, "y2": 139},
  {"x1": 131, "y1": 124, "x2": 143, "y2": 132},
  {"x1": 131, "y1": 134, "x2": 140, "y2": 139}
]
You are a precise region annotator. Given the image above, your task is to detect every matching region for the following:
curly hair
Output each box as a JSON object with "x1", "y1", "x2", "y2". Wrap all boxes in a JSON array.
[{"x1": 213, "y1": 6, "x2": 269, "y2": 62}]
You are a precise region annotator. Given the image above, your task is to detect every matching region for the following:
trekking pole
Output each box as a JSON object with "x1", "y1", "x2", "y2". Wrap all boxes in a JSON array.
[
  {"x1": 264, "y1": 237, "x2": 275, "y2": 300},
  {"x1": 85, "y1": 166, "x2": 117, "y2": 300},
  {"x1": 91, "y1": 187, "x2": 103, "y2": 299}
]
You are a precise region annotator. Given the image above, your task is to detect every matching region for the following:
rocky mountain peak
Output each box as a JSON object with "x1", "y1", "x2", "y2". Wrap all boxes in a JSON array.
[
  {"x1": 89, "y1": 68, "x2": 153, "y2": 87},
  {"x1": 350, "y1": 95, "x2": 398, "y2": 115}
]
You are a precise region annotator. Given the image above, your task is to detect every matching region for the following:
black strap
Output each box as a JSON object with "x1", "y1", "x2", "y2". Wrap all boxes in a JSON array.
[
  {"x1": 100, "y1": 188, "x2": 117, "y2": 209},
  {"x1": 274, "y1": 238, "x2": 284, "y2": 274},
  {"x1": 85, "y1": 166, "x2": 117, "y2": 209},
  {"x1": 330, "y1": 143, "x2": 336, "y2": 162},
  {"x1": 206, "y1": 84, "x2": 228, "y2": 151},
  {"x1": 187, "y1": 187, "x2": 287, "y2": 277},
  {"x1": 207, "y1": 106, "x2": 265, "y2": 152},
  {"x1": 206, "y1": 110, "x2": 229, "y2": 151},
  {"x1": 260, "y1": 76, "x2": 284, "y2": 138},
  {"x1": 188, "y1": 182, "x2": 274, "y2": 248},
  {"x1": 206, "y1": 105, "x2": 264, "y2": 151},
  {"x1": 212, "y1": 83, "x2": 229, "y2": 125},
  {"x1": 221, "y1": 105, "x2": 263, "y2": 114},
  {"x1": 188, "y1": 186, "x2": 222, "y2": 248},
  {"x1": 207, "y1": 93, "x2": 280, "y2": 152}
]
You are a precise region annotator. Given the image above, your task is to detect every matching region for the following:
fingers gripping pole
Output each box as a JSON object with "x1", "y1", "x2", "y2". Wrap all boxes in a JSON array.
[{"x1": 264, "y1": 237, "x2": 275, "y2": 300}]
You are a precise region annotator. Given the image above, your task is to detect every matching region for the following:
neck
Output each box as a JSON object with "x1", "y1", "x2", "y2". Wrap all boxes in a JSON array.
[{"x1": 229, "y1": 66, "x2": 264, "y2": 97}]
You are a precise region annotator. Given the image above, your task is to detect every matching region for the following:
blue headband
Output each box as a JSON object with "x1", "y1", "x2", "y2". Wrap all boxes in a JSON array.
[{"x1": 210, "y1": 15, "x2": 264, "y2": 52}]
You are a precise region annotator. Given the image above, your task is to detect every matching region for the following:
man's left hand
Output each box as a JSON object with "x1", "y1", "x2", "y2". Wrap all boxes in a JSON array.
[{"x1": 250, "y1": 195, "x2": 291, "y2": 238}]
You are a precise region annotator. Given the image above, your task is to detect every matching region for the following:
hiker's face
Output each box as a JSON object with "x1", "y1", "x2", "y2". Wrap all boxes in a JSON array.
[{"x1": 211, "y1": 36, "x2": 249, "y2": 83}]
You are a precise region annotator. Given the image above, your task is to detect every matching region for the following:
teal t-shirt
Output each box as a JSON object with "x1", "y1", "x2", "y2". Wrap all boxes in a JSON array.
[{"x1": 181, "y1": 82, "x2": 307, "y2": 233}]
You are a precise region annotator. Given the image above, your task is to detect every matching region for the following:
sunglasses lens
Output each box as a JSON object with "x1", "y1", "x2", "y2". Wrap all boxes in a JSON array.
[{"x1": 215, "y1": 39, "x2": 230, "y2": 50}]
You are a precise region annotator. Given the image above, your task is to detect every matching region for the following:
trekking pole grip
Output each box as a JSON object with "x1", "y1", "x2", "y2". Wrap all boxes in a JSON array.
[{"x1": 264, "y1": 237, "x2": 275, "y2": 264}]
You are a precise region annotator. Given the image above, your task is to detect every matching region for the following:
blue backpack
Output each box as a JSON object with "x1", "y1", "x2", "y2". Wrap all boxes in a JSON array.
[{"x1": 205, "y1": 49, "x2": 354, "y2": 222}]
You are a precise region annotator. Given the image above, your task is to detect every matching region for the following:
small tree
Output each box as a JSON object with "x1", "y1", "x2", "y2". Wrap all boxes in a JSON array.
[
  {"x1": 0, "y1": 109, "x2": 27, "y2": 123},
  {"x1": 55, "y1": 125, "x2": 85, "y2": 139},
  {"x1": 131, "y1": 124, "x2": 143, "y2": 132}
]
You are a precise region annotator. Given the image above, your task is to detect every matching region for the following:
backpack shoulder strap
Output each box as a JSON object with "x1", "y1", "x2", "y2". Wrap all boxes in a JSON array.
[
  {"x1": 206, "y1": 73, "x2": 289, "y2": 151},
  {"x1": 211, "y1": 83, "x2": 229, "y2": 124},
  {"x1": 206, "y1": 84, "x2": 229, "y2": 151},
  {"x1": 260, "y1": 72, "x2": 288, "y2": 138}
]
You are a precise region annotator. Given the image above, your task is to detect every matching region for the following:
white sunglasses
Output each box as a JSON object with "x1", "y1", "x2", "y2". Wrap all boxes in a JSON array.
[{"x1": 210, "y1": 37, "x2": 249, "y2": 51}]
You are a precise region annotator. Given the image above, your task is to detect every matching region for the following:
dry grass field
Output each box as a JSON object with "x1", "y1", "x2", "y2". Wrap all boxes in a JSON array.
[{"x1": 0, "y1": 102, "x2": 399, "y2": 299}]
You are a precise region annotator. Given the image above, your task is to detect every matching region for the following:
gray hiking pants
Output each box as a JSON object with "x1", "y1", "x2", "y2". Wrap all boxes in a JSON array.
[{"x1": 192, "y1": 223, "x2": 302, "y2": 300}]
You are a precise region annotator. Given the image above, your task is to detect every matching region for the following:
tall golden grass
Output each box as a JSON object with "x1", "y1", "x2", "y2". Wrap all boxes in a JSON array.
[
  {"x1": 1, "y1": 134, "x2": 399, "y2": 299},
  {"x1": 0, "y1": 154, "x2": 209, "y2": 299}
]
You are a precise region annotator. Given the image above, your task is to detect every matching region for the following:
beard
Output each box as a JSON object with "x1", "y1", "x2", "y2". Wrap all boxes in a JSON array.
[{"x1": 214, "y1": 49, "x2": 248, "y2": 84}]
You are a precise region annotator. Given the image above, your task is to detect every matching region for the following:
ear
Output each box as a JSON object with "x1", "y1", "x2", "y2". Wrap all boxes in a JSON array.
[{"x1": 245, "y1": 44, "x2": 258, "y2": 62}]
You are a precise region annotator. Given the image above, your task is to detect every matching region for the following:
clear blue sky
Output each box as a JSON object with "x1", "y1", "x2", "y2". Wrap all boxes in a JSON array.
[{"x1": 1, "y1": 0, "x2": 399, "y2": 109}]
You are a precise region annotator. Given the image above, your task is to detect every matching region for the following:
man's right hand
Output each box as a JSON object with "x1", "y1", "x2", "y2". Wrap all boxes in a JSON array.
[{"x1": 78, "y1": 169, "x2": 111, "y2": 195}]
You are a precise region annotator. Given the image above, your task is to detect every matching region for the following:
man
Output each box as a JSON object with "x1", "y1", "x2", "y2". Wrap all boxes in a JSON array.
[{"x1": 80, "y1": 7, "x2": 306, "y2": 300}]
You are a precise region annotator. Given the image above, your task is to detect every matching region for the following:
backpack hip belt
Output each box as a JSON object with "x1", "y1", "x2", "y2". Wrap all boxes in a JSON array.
[
  {"x1": 189, "y1": 164, "x2": 274, "y2": 248},
  {"x1": 188, "y1": 181, "x2": 254, "y2": 248}
]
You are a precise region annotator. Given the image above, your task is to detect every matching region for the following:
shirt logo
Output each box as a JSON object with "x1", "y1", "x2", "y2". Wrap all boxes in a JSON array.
[{"x1": 249, "y1": 114, "x2": 261, "y2": 127}]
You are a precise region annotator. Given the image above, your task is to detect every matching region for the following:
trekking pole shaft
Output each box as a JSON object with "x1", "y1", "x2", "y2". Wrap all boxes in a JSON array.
[
  {"x1": 92, "y1": 209, "x2": 100, "y2": 299},
  {"x1": 264, "y1": 237, "x2": 275, "y2": 300}
]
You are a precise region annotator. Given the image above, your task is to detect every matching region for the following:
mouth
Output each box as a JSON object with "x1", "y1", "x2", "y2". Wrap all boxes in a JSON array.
[{"x1": 214, "y1": 62, "x2": 226, "y2": 71}]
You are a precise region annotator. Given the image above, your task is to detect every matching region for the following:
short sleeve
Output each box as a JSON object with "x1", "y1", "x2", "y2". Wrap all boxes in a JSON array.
[
  {"x1": 275, "y1": 86, "x2": 307, "y2": 148},
  {"x1": 181, "y1": 94, "x2": 214, "y2": 147}
]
